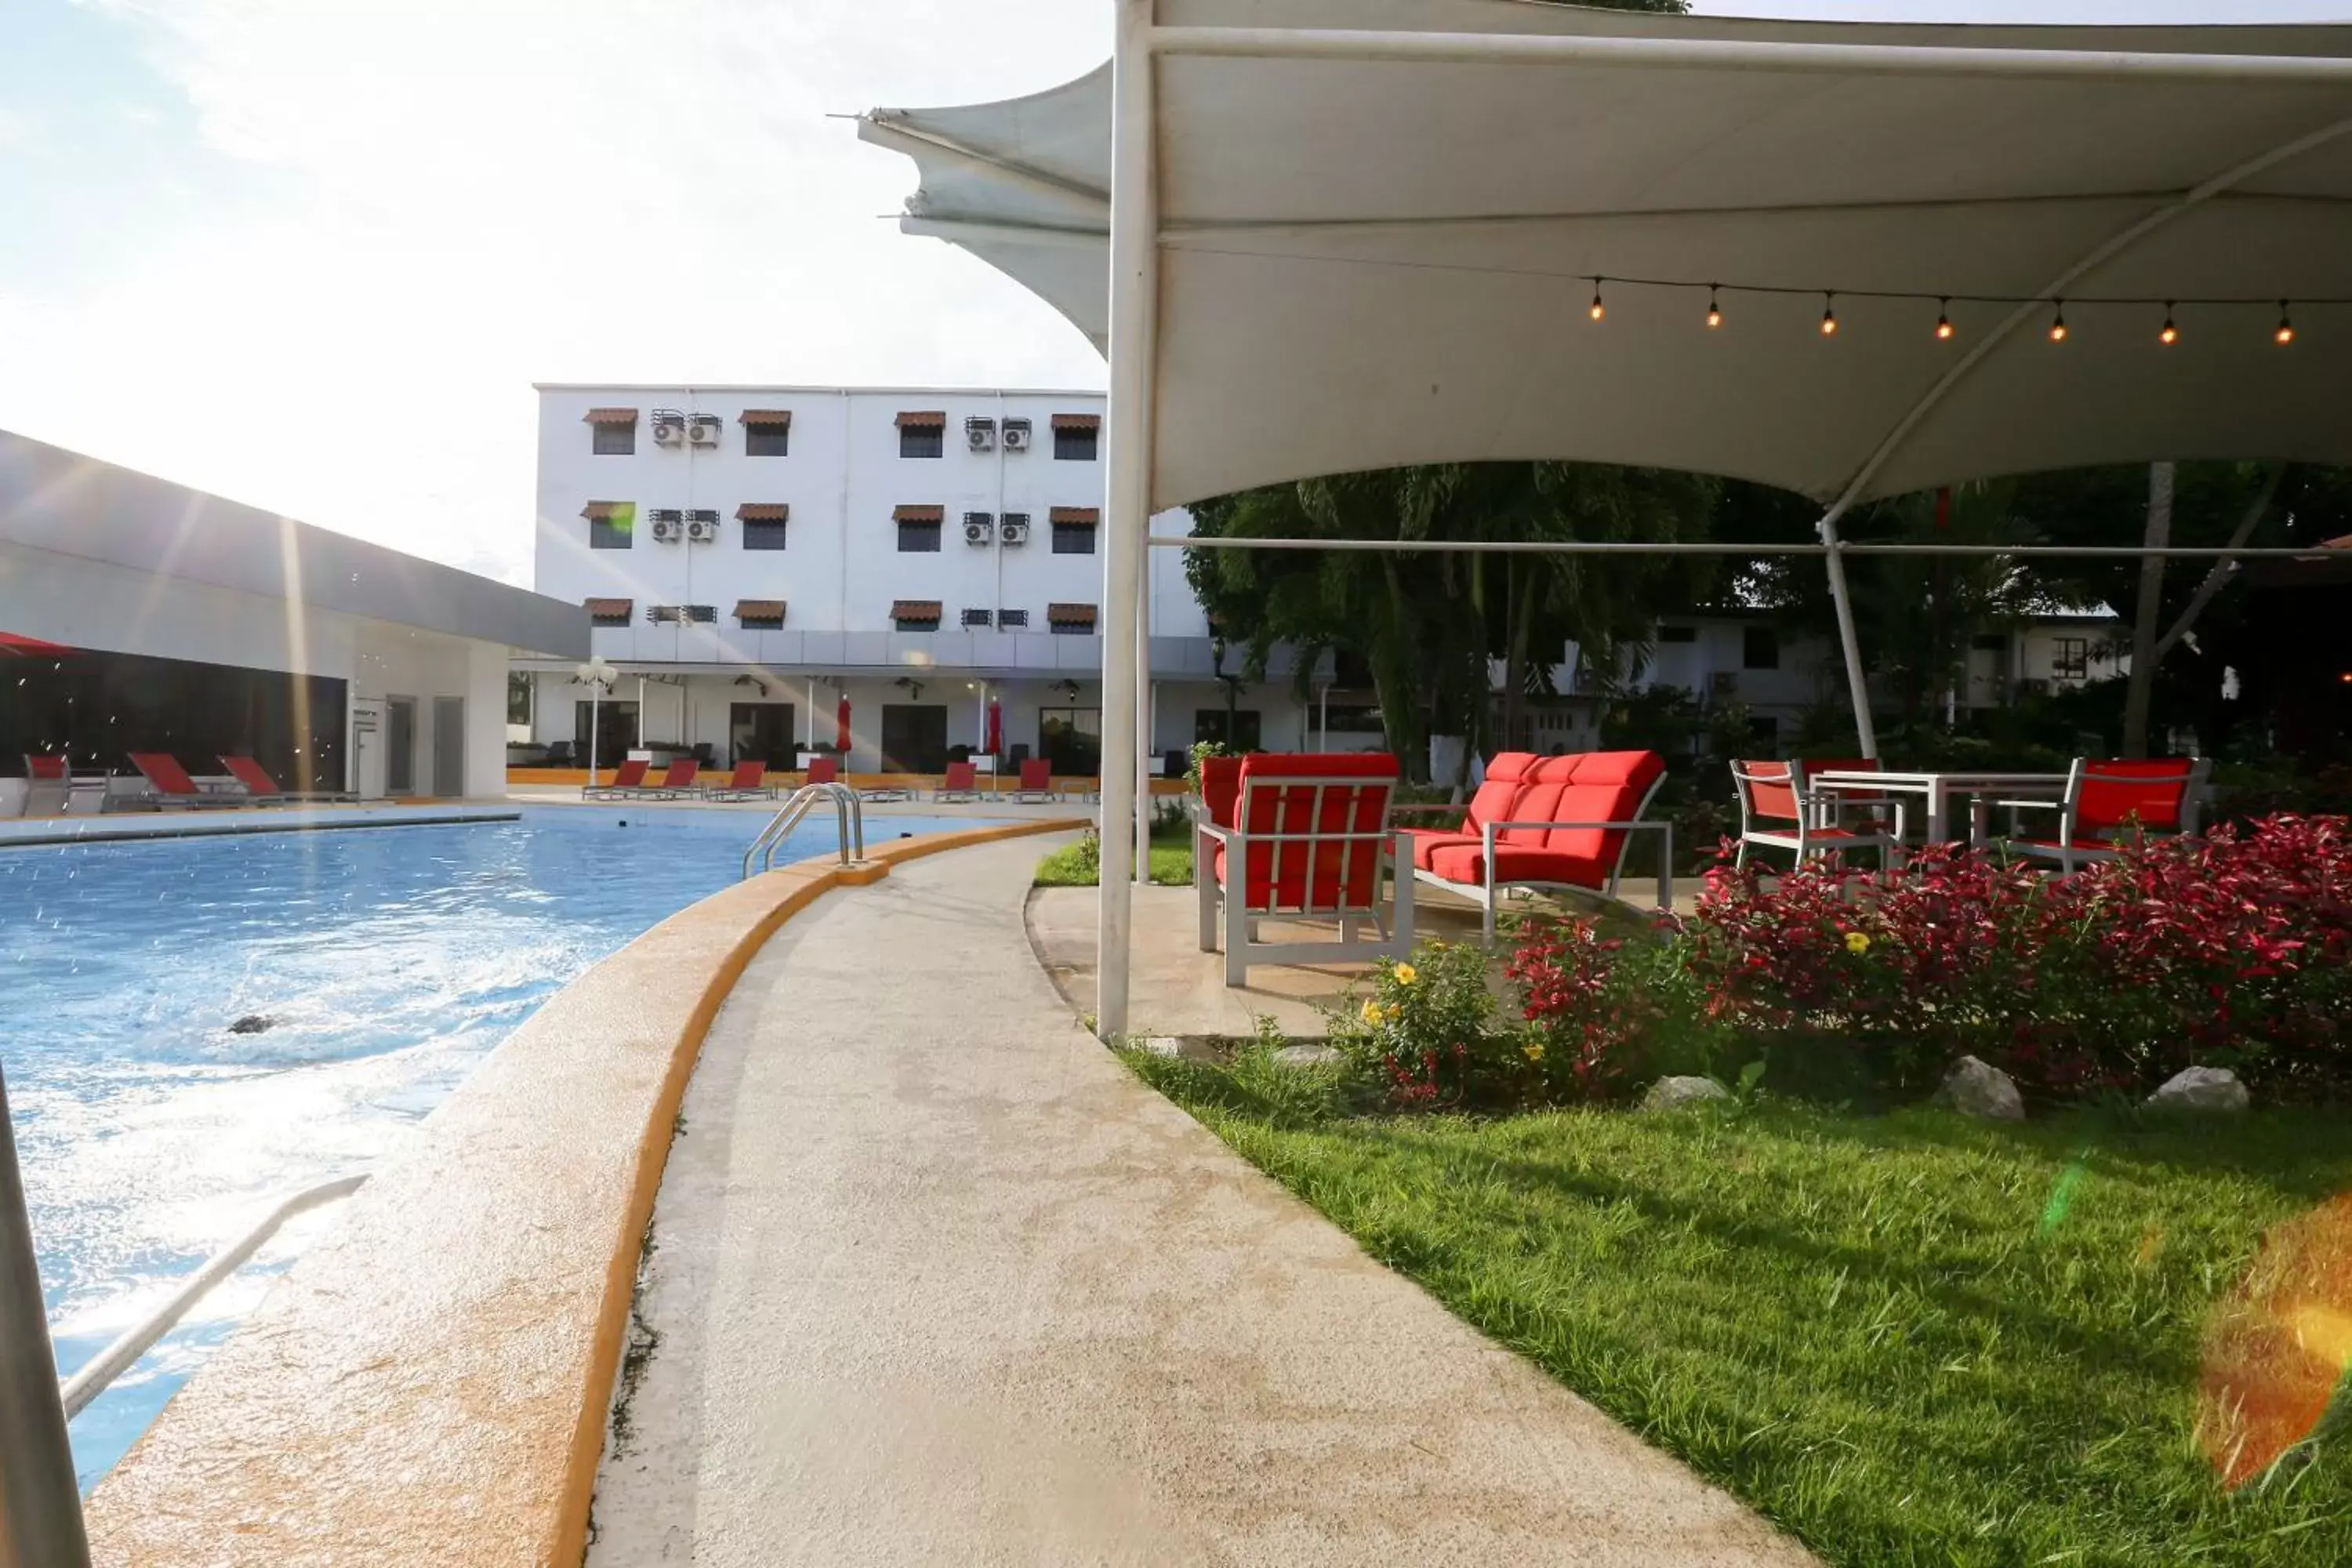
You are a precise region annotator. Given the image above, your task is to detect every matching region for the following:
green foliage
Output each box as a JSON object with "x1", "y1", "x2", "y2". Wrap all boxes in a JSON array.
[
  {"x1": 1033, "y1": 822, "x2": 1195, "y2": 887},
  {"x1": 1322, "y1": 942, "x2": 1506, "y2": 1108}
]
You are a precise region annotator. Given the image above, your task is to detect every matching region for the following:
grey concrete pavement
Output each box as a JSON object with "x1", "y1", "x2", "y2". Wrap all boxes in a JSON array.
[{"x1": 587, "y1": 833, "x2": 1817, "y2": 1567}]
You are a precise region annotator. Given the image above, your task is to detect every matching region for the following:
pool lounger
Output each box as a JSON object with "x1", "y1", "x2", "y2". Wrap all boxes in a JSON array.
[
  {"x1": 220, "y1": 756, "x2": 358, "y2": 805},
  {"x1": 118, "y1": 752, "x2": 256, "y2": 811}
]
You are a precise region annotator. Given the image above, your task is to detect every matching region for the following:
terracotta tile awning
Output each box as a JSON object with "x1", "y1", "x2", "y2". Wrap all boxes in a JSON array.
[
  {"x1": 580, "y1": 501, "x2": 630, "y2": 520},
  {"x1": 738, "y1": 408, "x2": 793, "y2": 426},
  {"x1": 735, "y1": 503, "x2": 789, "y2": 521},
  {"x1": 1050, "y1": 413, "x2": 1101, "y2": 432},
  {"x1": 735, "y1": 599, "x2": 786, "y2": 621},
  {"x1": 894, "y1": 410, "x2": 947, "y2": 428},
  {"x1": 892, "y1": 504, "x2": 944, "y2": 523},
  {"x1": 582, "y1": 408, "x2": 639, "y2": 425},
  {"x1": 891, "y1": 600, "x2": 944, "y2": 622},
  {"x1": 1047, "y1": 506, "x2": 1100, "y2": 525},
  {"x1": 1047, "y1": 601, "x2": 1098, "y2": 627},
  {"x1": 585, "y1": 597, "x2": 633, "y2": 619}
]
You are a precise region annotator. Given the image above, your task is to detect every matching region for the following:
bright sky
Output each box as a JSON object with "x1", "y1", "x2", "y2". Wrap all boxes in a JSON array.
[{"x1": 2, "y1": 1, "x2": 2347, "y2": 588}]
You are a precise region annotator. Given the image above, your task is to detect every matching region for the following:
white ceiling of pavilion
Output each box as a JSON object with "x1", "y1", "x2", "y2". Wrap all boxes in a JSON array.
[{"x1": 860, "y1": 1, "x2": 2352, "y2": 510}]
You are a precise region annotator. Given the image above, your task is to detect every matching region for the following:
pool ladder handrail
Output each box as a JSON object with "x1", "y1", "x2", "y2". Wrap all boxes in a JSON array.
[
  {"x1": 742, "y1": 782, "x2": 866, "y2": 880},
  {"x1": 58, "y1": 1172, "x2": 369, "y2": 1420}
]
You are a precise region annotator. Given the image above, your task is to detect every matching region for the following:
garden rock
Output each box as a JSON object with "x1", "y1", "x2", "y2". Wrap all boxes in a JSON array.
[
  {"x1": 1272, "y1": 1044, "x2": 1343, "y2": 1070},
  {"x1": 1936, "y1": 1056, "x2": 2025, "y2": 1122},
  {"x1": 2146, "y1": 1065, "x2": 2249, "y2": 1113},
  {"x1": 1640, "y1": 1076, "x2": 1731, "y2": 1112},
  {"x1": 1132, "y1": 1035, "x2": 1218, "y2": 1062}
]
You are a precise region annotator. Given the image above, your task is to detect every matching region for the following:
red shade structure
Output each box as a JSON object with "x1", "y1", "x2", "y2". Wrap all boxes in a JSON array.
[
  {"x1": 0, "y1": 632, "x2": 71, "y2": 658},
  {"x1": 836, "y1": 695, "x2": 852, "y2": 755},
  {"x1": 985, "y1": 698, "x2": 1003, "y2": 757}
]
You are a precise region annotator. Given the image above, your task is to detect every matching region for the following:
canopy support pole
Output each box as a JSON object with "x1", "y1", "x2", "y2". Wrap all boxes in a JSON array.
[
  {"x1": 1134, "y1": 561, "x2": 1152, "y2": 886},
  {"x1": 1097, "y1": 0, "x2": 1158, "y2": 1042},
  {"x1": 0, "y1": 1064, "x2": 92, "y2": 1568},
  {"x1": 1817, "y1": 499, "x2": 1878, "y2": 760}
]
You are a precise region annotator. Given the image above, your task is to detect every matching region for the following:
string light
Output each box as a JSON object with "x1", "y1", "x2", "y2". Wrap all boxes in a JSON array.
[
  {"x1": 2159, "y1": 304, "x2": 2178, "y2": 346},
  {"x1": 2276, "y1": 302, "x2": 2296, "y2": 345},
  {"x1": 1935, "y1": 299, "x2": 1955, "y2": 341},
  {"x1": 1588, "y1": 279, "x2": 1605, "y2": 322},
  {"x1": 1706, "y1": 286, "x2": 1722, "y2": 328},
  {"x1": 2049, "y1": 302, "x2": 2068, "y2": 343},
  {"x1": 1820, "y1": 292, "x2": 1838, "y2": 336}
]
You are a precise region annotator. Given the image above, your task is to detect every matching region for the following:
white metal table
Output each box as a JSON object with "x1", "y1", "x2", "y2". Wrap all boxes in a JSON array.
[{"x1": 1810, "y1": 770, "x2": 2070, "y2": 848}]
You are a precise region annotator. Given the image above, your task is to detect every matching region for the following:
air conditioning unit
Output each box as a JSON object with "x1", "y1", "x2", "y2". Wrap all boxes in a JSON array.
[
  {"x1": 687, "y1": 415, "x2": 721, "y2": 446},
  {"x1": 686, "y1": 517, "x2": 719, "y2": 543},
  {"x1": 651, "y1": 409, "x2": 687, "y2": 446},
  {"x1": 966, "y1": 417, "x2": 997, "y2": 452},
  {"x1": 964, "y1": 519, "x2": 994, "y2": 546},
  {"x1": 1001, "y1": 419, "x2": 1032, "y2": 452},
  {"x1": 651, "y1": 517, "x2": 683, "y2": 543},
  {"x1": 998, "y1": 517, "x2": 1029, "y2": 546}
]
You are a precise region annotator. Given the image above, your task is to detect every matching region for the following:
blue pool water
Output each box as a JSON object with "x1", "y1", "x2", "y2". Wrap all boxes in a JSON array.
[{"x1": 0, "y1": 807, "x2": 953, "y2": 1487}]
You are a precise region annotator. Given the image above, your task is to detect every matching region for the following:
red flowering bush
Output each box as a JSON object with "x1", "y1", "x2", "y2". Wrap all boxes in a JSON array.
[
  {"x1": 1506, "y1": 917, "x2": 1694, "y2": 1102},
  {"x1": 1683, "y1": 815, "x2": 2352, "y2": 1101}
]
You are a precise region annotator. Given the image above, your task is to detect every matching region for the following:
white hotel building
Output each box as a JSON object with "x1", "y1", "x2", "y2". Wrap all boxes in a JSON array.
[{"x1": 517, "y1": 385, "x2": 1330, "y2": 779}]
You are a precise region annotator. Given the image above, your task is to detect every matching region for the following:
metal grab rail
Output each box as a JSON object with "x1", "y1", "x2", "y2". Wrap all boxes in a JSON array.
[
  {"x1": 741, "y1": 782, "x2": 866, "y2": 880},
  {"x1": 59, "y1": 1173, "x2": 368, "y2": 1420}
]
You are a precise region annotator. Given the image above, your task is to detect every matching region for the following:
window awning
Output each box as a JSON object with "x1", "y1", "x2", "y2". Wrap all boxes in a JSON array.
[
  {"x1": 585, "y1": 597, "x2": 633, "y2": 619},
  {"x1": 735, "y1": 503, "x2": 789, "y2": 521},
  {"x1": 892, "y1": 504, "x2": 944, "y2": 523},
  {"x1": 581, "y1": 408, "x2": 638, "y2": 426},
  {"x1": 735, "y1": 599, "x2": 786, "y2": 621},
  {"x1": 1050, "y1": 414, "x2": 1101, "y2": 432},
  {"x1": 894, "y1": 410, "x2": 947, "y2": 428},
  {"x1": 1047, "y1": 602, "x2": 1098, "y2": 627},
  {"x1": 579, "y1": 502, "x2": 631, "y2": 520},
  {"x1": 738, "y1": 409, "x2": 793, "y2": 426},
  {"x1": 1048, "y1": 506, "x2": 1100, "y2": 525},
  {"x1": 891, "y1": 599, "x2": 944, "y2": 620}
]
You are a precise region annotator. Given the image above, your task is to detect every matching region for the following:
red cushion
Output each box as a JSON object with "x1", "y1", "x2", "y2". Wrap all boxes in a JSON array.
[
  {"x1": 131, "y1": 752, "x2": 198, "y2": 796},
  {"x1": 2074, "y1": 760, "x2": 2194, "y2": 833},
  {"x1": 1401, "y1": 826, "x2": 1475, "y2": 870},
  {"x1": 1427, "y1": 842, "x2": 1609, "y2": 890},
  {"x1": 1223, "y1": 753, "x2": 1399, "y2": 911},
  {"x1": 1199, "y1": 755, "x2": 1245, "y2": 829},
  {"x1": 1497, "y1": 782, "x2": 1566, "y2": 846},
  {"x1": 1563, "y1": 750, "x2": 1667, "y2": 790}
]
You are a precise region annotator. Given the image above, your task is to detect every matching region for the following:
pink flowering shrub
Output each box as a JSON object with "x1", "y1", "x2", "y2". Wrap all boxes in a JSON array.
[
  {"x1": 1505, "y1": 917, "x2": 1694, "y2": 1103},
  {"x1": 1683, "y1": 815, "x2": 2352, "y2": 1100}
]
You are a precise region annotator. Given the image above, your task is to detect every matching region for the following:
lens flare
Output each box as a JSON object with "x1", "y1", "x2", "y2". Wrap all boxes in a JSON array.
[{"x1": 2196, "y1": 1192, "x2": 2352, "y2": 1487}]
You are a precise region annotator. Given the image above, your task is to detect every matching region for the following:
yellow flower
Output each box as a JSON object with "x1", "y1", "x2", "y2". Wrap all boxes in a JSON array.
[
  {"x1": 1844, "y1": 931, "x2": 1871, "y2": 955},
  {"x1": 1523, "y1": 1042, "x2": 1545, "y2": 1062},
  {"x1": 1385, "y1": 1003, "x2": 1403, "y2": 1022},
  {"x1": 1392, "y1": 962, "x2": 1418, "y2": 986},
  {"x1": 1361, "y1": 999, "x2": 1384, "y2": 1025}
]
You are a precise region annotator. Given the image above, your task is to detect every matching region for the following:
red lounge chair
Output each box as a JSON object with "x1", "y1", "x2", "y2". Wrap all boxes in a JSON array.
[
  {"x1": 637, "y1": 759, "x2": 702, "y2": 800},
  {"x1": 583, "y1": 757, "x2": 650, "y2": 799},
  {"x1": 1195, "y1": 752, "x2": 1414, "y2": 985},
  {"x1": 1999, "y1": 757, "x2": 2211, "y2": 873},
  {"x1": 22, "y1": 755, "x2": 71, "y2": 818},
  {"x1": 125, "y1": 752, "x2": 247, "y2": 810},
  {"x1": 1409, "y1": 750, "x2": 1672, "y2": 937},
  {"x1": 703, "y1": 760, "x2": 775, "y2": 801},
  {"x1": 1011, "y1": 758, "x2": 1059, "y2": 803},
  {"x1": 934, "y1": 761, "x2": 981, "y2": 802},
  {"x1": 1730, "y1": 760, "x2": 1901, "y2": 871},
  {"x1": 804, "y1": 755, "x2": 840, "y2": 787},
  {"x1": 219, "y1": 756, "x2": 354, "y2": 804}
]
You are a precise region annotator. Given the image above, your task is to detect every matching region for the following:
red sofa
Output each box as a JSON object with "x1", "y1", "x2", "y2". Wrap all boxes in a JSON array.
[{"x1": 1406, "y1": 750, "x2": 1671, "y2": 935}]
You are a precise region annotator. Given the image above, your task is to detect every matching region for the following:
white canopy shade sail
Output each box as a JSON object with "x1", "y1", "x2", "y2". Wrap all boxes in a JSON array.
[{"x1": 861, "y1": 1, "x2": 2352, "y2": 1039}]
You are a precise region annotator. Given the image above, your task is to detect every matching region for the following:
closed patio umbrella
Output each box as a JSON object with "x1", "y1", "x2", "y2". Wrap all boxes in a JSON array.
[
  {"x1": 985, "y1": 698, "x2": 1003, "y2": 757},
  {"x1": 836, "y1": 695, "x2": 852, "y2": 756}
]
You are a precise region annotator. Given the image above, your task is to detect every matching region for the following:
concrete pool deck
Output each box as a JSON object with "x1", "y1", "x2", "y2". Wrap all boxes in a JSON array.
[{"x1": 590, "y1": 833, "x2": 1817, "y2": 1566}]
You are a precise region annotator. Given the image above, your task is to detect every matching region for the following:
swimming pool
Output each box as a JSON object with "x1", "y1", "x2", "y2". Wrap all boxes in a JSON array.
[{"x1": 1, "y1": 806, "x2": 956, "y2": 1487}]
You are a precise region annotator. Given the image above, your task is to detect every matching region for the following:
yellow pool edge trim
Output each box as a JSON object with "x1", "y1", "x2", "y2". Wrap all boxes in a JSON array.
[{"x1": 546, "y1": 816, "x2": 1083, "y2": 1565}]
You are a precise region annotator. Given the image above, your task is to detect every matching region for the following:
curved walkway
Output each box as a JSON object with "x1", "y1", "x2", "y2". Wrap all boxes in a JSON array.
[{"x1": 589, "y1": 835, "x2": 1817, "y2": 1566}]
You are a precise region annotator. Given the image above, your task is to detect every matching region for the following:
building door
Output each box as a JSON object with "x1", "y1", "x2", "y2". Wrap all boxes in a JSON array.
[
  {"x1": 728, "y1": 702, "x2": 797, "y2": 769},
  {"x1": 432, "y1": 697, "x2": 466, "y2": 797},
  {"x1": 880, "y1": 705, "x2": 948, "y2": 775},
  {"x1": 573, "y1": 700, "x2": 639, "y2": 769},
  {"x1": 1038, "y1": 706, "x2": 1102, "y2": 777},
  {"x1": 386, "y1": 696, "x2": 416, "y2": 795}
]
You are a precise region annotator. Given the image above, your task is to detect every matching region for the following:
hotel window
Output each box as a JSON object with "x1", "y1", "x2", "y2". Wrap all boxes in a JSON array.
[
  {"x1": 2054, "y1": 637, "x2": 2090, "y2": 678},
  {"x1": 891, "y1": 600, "x2": 942, "y2": 632},
  {"x1": 737, "y1": 503, "x2": 789, "y2": 550},
  {"x1": 1657, "y1": 624, "x2": 1698, "y2": 643},
  {"x1": 962, "y1": 608, "x2": 993, "y2": 628},
  {"x1": 895, "y1": 505, "x2": 942, "y2": 552},
  {"x1": 585, "y1": 407, "x2": 637, "y2": 455},
  {"x1": 1050, "y1": 507, "x2": 1098, "y2": 554},
  {"x1": 736, "y1": 600, "x2": 786, "y2": 631},
  {"x1": 1051, "y1": 413, "x2": 1100, "y2": 461},
  {"x1": 998, "y1": 609, "x2": 1029, "y2": 628},
  {"x1": 1195, "y1": 710, "x2": 1262, "y2": 750},
  {"x1": 1047, "y1": 602, "x2": 1098, "y2": 636},
  {"x1": 583, "y1": 501, "x2": 635, "y2": 550},
  {"x1": 896, "y1": 410, "x2": 946, "y2": 459},
  {"x1": 1743, "y1": 626, "x2": 1780, "y2": 670},
  {"x1": 741, "y1": 409, "x2": 791, "y2": 456},
  {"x1": 586, "y1": 597, "x2": 633, "y2": 628}
]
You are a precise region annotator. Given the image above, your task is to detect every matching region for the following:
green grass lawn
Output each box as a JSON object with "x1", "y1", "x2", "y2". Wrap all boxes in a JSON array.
[
  {"x1": 1034, "y1": 824, "x2": 1194, "y2": 887},
  {"x1": 1127, "y1": 1051, "x2": 2352, "y2": 1567}
]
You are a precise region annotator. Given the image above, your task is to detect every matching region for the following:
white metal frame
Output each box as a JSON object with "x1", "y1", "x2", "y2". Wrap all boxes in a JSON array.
[
  {"x1": 1729, "y1": 760, "x2": 1905, "y2": 873},
  {"x1": 1195, "y1": 775, "x2": 1416, "y2": 987},
  {"x1": 1998, "y1": 756, "x2": 2212, "y2": 873},
  {"x1": 1410, "y1": 772, "x2": 1674, "y2": 939}
]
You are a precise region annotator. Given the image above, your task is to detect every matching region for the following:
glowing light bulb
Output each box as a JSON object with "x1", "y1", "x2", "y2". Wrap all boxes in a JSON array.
[
  {"x1": 2049, "y1": 304, "x2": 2068, "y2": 343},
  {"x1": 1820, "y1": 294, "x2": 1838, "y2": 336},
  {"x1": 1589, "y1": 281, "x2": 1605, "y2": 322},
  {"x1": 1706, "y1": 288, "x2": 1722, "y2": 329},
  {"x1": 2276, "y1": 303, "x2": 2296, "y2": 345},
  {"x1": 1935, "y1": 300, "x2": 1955, "y2": 341},
  {"x1": 2159, "y1": 306, "x2": 2179, "y2": 346}
]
